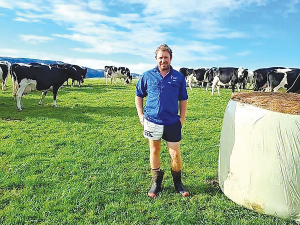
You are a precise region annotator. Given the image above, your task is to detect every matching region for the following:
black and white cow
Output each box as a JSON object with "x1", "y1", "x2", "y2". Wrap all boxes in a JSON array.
[
  {"x1": 104, "y1": 66, "x2": 117, "y2": 84},
  {"x1": 11, "y1": 63, "x2": 86, "y2": 110},
  {"x1": 194, "y1": 68, "x2": 208, "y2": 87},
  {"x1": 185, "y1": 68, "x2": 209, "y2": 90},
  {"x1": 237, "y1": 67, "x2": 248, "y2": 90},
  {"x1": 0, "y1": 61, "x2": 11, "y2": 90},
  {"x1": 50, "y1": 63, "x2": 87, "y2": 87},
  {"x1": 116, "y1": 66, "x2": 132, "y2": 84},
  {"x1": 105, "y1": 66, "x2": 131, "y2": 85},
  {"x1": 205, "y1": 67, "x2": 217, "y2": 91},
  {"x1": 179, "y1": 67, "x2": 195, "y2": 79},
  {"x1": 246, "y1": 70, "x2": 254, "y2": 89},
  {"x1": 286, "y1": 69, "x2": 300, "y2": 93},
  {"x1": 266, "y1": 68, "x2": 300, "y2": 92},
  {"x1": 211, "y1": 67, "x2": 239, "y2": 95},
  {"x1": 179, "y1": 67, "x2": 196, "y2": 90},
  {"x1": 253, "y1": 67, "x2": 286, "y2": 91},
  {"x1": 71, "y1": 65, "x2": 87, "y2": 87}
]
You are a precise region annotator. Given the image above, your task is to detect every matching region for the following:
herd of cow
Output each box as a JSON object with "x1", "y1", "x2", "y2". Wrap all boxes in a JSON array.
[
  {"x1": 0, "y1": 61, "x2": 133, "y2": 111},
  {"x1": 180, "y1": 66, "x2": 300, "y2": 95},
  {"x1": 0, "y1": 61, "x2": 87, "y2": 110},
  {"x1": 1, "y1": 60, "x2": 300, "y2": 111}
]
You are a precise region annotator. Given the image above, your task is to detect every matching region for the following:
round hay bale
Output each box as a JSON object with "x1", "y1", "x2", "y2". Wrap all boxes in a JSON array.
[{"x1": 218, "y1": 92, "x2": 300, "y2": 223}]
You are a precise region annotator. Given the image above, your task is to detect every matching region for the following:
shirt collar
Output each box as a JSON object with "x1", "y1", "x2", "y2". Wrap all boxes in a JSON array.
[{"x1": 154, "y1": 65, "x2": 173, "y2": 76}]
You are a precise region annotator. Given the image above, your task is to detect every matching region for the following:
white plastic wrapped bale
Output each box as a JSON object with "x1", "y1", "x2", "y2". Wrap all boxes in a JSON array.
[{"x1": 218, "y1": 92, "x2": 300, "y2": 223}]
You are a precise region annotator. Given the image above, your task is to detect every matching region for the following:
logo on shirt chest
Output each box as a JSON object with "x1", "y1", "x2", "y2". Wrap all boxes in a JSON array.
[{"x1": 171, "y1": 75, "x2": 178, "y2": 82}]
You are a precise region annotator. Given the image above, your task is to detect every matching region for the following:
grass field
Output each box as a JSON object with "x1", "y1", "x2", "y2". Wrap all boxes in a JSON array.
[{"x1": 0, "y1": 78, "x2": 297, "y2": 224}]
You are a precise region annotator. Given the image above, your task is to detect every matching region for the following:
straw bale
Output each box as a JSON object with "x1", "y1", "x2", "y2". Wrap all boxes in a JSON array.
[{"x1": 231, "y1": 92, "x2": 300, "y2": 115}]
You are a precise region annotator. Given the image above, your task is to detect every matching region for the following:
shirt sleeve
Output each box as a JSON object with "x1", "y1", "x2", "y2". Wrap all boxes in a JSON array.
[
  {"x1": 135, "y1": 74, "x2": 148, "y2": 98},
  {"x1": 179, "y1": 75, "x2": 188, "y2": 101}
]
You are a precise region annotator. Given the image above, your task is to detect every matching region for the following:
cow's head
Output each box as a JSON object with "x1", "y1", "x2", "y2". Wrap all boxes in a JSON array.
[{"x1": 64, "y1": 65, "x2": 86, "y2": 83}]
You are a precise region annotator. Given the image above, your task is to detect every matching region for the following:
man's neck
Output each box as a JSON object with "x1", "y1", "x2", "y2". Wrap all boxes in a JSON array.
[{"x1": 160, "y1": 68, "x2": 170, "y2": 77}]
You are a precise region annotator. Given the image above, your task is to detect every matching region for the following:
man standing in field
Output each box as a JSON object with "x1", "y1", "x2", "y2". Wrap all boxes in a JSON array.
[{"x1": 135, "y1": 44, "x2": 189, "y2": 198}]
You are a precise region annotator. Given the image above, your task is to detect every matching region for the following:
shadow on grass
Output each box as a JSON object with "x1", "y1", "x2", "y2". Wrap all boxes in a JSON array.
[
  {"x1": 0, "y1": 84, "x2": 137, "y2": 124},
  {"x1": 1, "y1": 105, "x2": 138, "y2": 124}
]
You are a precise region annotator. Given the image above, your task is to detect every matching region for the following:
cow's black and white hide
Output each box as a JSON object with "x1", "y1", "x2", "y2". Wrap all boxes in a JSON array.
[
  {"x1": 115, "y1": 66, "x2": 132, "y2": 84},
  {"x1": 0, "y1": 61, "x2": 11, "y2": 90},
  {"x1": 253, "y1": 67, "x2": 286, "y2": 91},
  {"x1": 237, "y1": 67, "x2": 248, "y2": 90},
  {"x1": 286, "y1": 69, "x2": 300, "y2": 93},
  {"x1": 105, "y1": 66, "x2": 131, "y2": 85},
  {"x1": 266, "y1": 68, "x2": 300, "y2": 93},
  {"x1": 211, "y1": 67, "x2": 238, "y2": 95},
  {"x1": 104, "y1": 66, "x2": 116, "y2": 84},
  {"x1": 205, "y1": 67, "x2": 217, "y2": 91},
  {"x1": 265, "y1": 68, "x2": 292, "y2": 92},
  {"x1": 179, "y1": 67, "x2": 195, "y2": 80}
]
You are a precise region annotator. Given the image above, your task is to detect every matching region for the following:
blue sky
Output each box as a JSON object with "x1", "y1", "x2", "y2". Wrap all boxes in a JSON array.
[{"x1": 0, "y1": 0, "x2": 299, "y2": 74}]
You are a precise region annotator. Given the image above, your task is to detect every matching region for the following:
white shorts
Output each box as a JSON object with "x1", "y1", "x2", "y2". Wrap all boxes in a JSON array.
[
  {"x1": 143, "y1": 119, "x2": 164, "y2": 140},
  {"x1": 143, "y1": 119, "x2": 182, "y2": 142}
]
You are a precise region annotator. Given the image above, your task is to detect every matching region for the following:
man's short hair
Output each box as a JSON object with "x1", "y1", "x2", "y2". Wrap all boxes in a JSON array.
[{"x1": 155, "y1": 44, "x2": 173, "y2": 60}]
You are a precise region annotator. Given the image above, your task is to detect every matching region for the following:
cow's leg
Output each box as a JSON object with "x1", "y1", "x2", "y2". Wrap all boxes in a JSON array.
[
  {"x1": 211, "y1": 77, "x2": 219, "y2": 95},
  {"x1": 235, "y1": 84, "x2": 239, "y2": 93},
  {"x1": 206, "y1": 83, "x2": 210, "y2": 91},
  {"x1": 189, "y1": 78, "x2": 193, "y2": 90},
  {"x1": 12, "y1": 77, "x2": 18, "y2": 97},
  {"x1": 16, "y1": 84, "x2": 27, "y2": 111},
  {"x1": 39, "y1": 91, "x2": 48, "y2": 105},
  {"x1": 51, "y1": 89, "x2": 58, "y2": 107},
  {"x1": 71, "y1": 79, "x2": 75, "y2": 87}
]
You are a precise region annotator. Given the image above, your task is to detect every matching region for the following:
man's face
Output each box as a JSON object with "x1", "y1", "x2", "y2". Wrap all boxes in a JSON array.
[{"x1": 156, "y1": 50, "x2": 171, "y2": 72}]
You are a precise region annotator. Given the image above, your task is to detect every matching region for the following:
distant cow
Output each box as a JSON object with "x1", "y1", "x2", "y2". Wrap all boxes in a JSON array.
[
  {"x1": 70, "y1": 65, "x2": 87, "y2": 87},
  {"x1": 205, "y1": 67, "x2": 217, "y2": 91},
  {"x1": 50, "y1": 63, "x2": 86, "y2": 87},
  {"x1": 194, "y1": 68, "x2": 208, "y2": 87},
  {"x1": 0, "y1": 61, "x2": 11, "y2": 90},
  {"x1": 186, "y1": 68, "x2": 209, "y2": 90},
  {"x1": 211, "y1": 67, "x2": 238, "y2": 95},
  {"x1": 104, "y1": 66, "x2": 117, "y2": 84},
  {"x1": 179, "y1": 67, "x2": 195, "y2": 79},
  {"x1": 237, "y1": 67, "x2": 248, "y2": 90},
  {"x1": 116, "y1": 66, "x2": 132, "y2": 84},
  {"x1": 246, "y1": 70, "x2": 254, "y2": 89},
  {"x1": 12, "y1": 63, "x2": 86, "y2": 110},
  {"x1": 105, "y1": 66, "x2": 131, "y2": 85}
]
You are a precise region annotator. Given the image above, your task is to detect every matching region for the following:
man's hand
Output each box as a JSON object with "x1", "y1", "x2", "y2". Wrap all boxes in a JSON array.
[{"x1": 139, "y1": 114, "x2": 144, "y2": 126}]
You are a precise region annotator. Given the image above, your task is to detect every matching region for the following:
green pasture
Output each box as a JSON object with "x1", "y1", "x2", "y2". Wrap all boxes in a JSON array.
[{"x1": 0, "y1": 78, "x2": 296, "y2": 224}]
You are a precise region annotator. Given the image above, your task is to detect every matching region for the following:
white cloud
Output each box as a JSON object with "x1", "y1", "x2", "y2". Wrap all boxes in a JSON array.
[
  {"x1": 1, "y1": 0, "x2": 281, "y2": 73},
  {"x1": 20, "y1": 35, "x2": 53, "y2": 43},
  {"x1": 0, "y1": 0, "x2": 13, "y2": 9}
]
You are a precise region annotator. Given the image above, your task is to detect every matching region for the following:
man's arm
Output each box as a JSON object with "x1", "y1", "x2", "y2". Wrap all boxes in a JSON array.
[
  {"x1": 179, "y1": 100, "x2": 187, "y2": 125},
  {"x1": 135, "y1": 96, "x2": 144, "y2": 126}
]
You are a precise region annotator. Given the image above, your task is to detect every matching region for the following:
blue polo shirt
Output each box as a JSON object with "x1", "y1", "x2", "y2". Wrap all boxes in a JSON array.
[{"x1": 135, "y1": 66, "x2": 188, "y2": 125}]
